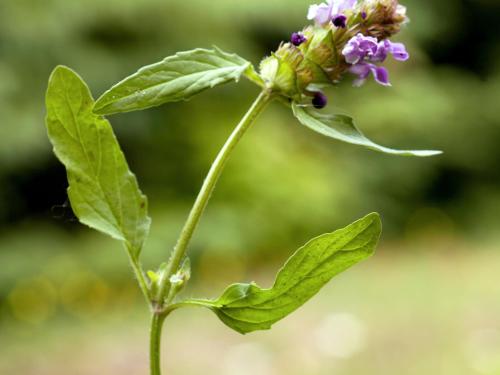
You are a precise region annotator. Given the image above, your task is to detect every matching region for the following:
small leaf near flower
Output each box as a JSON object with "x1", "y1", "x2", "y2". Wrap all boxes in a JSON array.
[{"x1": 292, "y1": 102, "x2": 442, "y2": 157}]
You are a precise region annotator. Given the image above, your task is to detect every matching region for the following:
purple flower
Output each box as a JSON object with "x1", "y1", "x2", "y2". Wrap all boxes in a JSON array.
[
  {"x1": 342, "y1": 33, "x2": 409, "y2": 86},
  {"x1": 307, "y1": 0, "x2": 357, "y2": 25},
  {"x1": 332, "y1": 14, "x2": 347, "y2": 28},
  {"x1": 291, "y1": 32, "x2": 307, "y2": 47},
  {"x1": 312, "y1": 92, "x2": 328, "y2": 109}
]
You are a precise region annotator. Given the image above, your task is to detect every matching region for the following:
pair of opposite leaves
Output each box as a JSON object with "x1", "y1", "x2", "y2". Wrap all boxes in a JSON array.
[{"x1": 45, "y1": 48, "x2": 438, "y2": 334}]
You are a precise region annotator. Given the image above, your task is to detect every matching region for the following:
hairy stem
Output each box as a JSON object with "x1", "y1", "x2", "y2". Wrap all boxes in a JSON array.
[
  {"x1": 148, "y1": 90, "x2": 273, "y2": 375},
  {"x1": 156, "y1": 90, "x2": 273, "y2": 304},
  {"x1": 150, "y1": 313, "x2": 166, "y2": 375}
]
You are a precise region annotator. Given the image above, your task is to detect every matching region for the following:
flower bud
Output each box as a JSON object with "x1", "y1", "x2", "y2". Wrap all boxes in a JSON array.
[
  {"x1": 312, "y1": 92, "x2": 328, "y2": 109},
  {"x1": 291, "y1": 32, "x2": 308, "y2": 46},
  {"x1": 332, "y1": 14, "x2": 347, "y2": 28}
]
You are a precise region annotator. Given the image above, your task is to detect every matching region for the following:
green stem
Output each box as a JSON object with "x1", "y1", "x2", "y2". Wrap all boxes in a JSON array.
[
  {"x1": 156, "y1": 90, "x2": 273, "y2": 303},
  {"x1": 150, "y1": 313, "x2": 166, "y2": 375},
  {"x1": 148, "y1": 90, "x2": 273, "y2": 375},
  {"x1": 161, "y1": 299, "x2": 211, "y2": 316},
  {"x1": 126, "y1": 248, "x2": 151, "y2": 305}
]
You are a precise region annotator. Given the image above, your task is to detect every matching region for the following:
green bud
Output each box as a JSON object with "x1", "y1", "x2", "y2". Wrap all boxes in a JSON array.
[
  {"x1": 167, "y1": 258, "x2": 191, "y2": 301},
  {"x1": 148, "y1": 263, "x2": 168, "y2": 301}
]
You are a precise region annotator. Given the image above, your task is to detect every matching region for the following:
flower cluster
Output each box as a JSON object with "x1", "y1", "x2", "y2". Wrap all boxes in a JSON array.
[{"x1": 259, "y1": 0, "x2": 410, "y2": 109}]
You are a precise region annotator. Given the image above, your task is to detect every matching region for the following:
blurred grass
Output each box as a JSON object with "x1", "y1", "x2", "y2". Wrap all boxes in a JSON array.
[{"x1": 1, "y1": 242, "x2": 500, "y2": 375}]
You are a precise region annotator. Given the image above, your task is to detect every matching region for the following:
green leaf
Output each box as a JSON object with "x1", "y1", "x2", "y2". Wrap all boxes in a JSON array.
[
  {"x1": 45, "y1": 66, "x2": 151, "y2": 257},
  {"x1": 184, "y1": 213, "x2": 381, "y2": 334},
  {"x1": 292, "y1": 103, "x2": 442, "y2": 157},
  {"x1": 94, "y1": 48, "x2": 253, "y2": 115}
]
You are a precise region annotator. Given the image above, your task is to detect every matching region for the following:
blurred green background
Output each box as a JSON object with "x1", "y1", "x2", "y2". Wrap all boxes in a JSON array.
[{"x1": 1, "y1": 0, "x2": 499, "y2": 374}]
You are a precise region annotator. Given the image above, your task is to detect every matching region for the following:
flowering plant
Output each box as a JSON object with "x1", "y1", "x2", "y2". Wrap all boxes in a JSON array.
[{"x1": 44, "y1": 0, "x2": 440, "y2": 373}]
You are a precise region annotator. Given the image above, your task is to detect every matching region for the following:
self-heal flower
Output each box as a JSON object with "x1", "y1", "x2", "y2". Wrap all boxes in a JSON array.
[
  {"x1": 264, "y1": 0, "x2": 411, "y2": 99},
  {"x1": 342, "y1": 33, "x2": 409, "y2": 86},
  {"x1": 307, "y1": 0, "x2": 357, "y2": 25}
]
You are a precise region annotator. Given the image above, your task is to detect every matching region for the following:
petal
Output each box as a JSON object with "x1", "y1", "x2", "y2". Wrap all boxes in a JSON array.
[
  {"x1": 307, "y1": 4, "x2": 320, "y2": 20},
  {"x1": 371, "y1": 65, "x2": 391, "y2": 86},
  {"x1": 343, "y1": 49, "x2": 361, "y2": 64},
  {"x1": 349, "y1": 63, "x2": 371, "y2": 79},
  {"x1": 359, "y1": 39, "x2": 378, "y2": 53},
  {"x1": 342, "y1": 42, "x2": 361, "y2": 64},
  {"x1": 357, "y1": 34, "x2": 378, "y2": 52},
  {"x1": 314, "y1": 4, "x2": 335, "y2": 24},
  {"x1": 342, "y1": 34, "x2": 379, "y2": 64},
  {"x1": 338, "y1": 0, "x2": 357, "y2": 12},
  {"x1": 327, "y1": 0, "x2": 338, "y2": 16},
  {"x1": 370, "y1": 41, "x2": 389, "y2": 62},
  {"x1": 349, "y1": 62, "x2": 373, "y2": 87}
]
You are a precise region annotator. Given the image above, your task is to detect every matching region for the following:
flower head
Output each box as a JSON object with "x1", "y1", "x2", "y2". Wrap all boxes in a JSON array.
[{"x1": 260, "y1": 0, "x2": 410, "y2": 102}]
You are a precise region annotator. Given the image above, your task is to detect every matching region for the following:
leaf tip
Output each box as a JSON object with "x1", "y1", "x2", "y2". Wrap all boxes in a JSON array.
[
  {"x1": 52, "y1": 64, "x2": 73, "y2": 73},
  {"x1": 362, "y1": 212, "x2": 382, "y2": 256},
  {"x1": 394, "y1": 149, "x2": 444, "y2": 157},
  {"x1": 48, "y1": 65, "x2": 81, "y2": 83},
  {"x1": 415, "y1": 150, "x2": 444, "y2": 157},
  {"x1": 364, "y1": 211, "x2": 382, "y2": 231}
]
